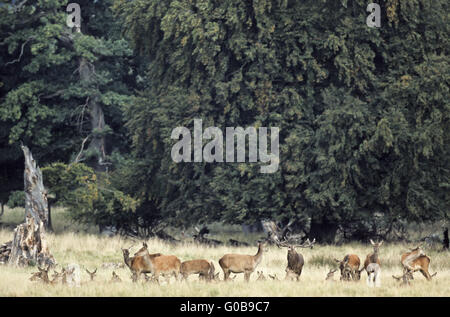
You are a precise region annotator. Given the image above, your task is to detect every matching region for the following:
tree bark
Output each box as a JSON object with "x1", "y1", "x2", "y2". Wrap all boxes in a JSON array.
[{"x1": 2, "y1": 146, "x2": 56, "y2": 267}]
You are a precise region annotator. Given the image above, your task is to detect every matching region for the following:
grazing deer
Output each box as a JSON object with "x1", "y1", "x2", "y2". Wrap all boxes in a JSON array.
[
  {"x1": 366, "y1": 263, "x2": 381, "y2": 287},
  {"x1": 364, "y1": 240, "x2": 382, "y2": 275},
  {"x1": 278, "y1": 238, "x2": 315, "y2": 281},
  {"x1": 256, "y1": 271, "x2": 266, "y2": 281},
  {"x1": 111, "y1": 271, "x2": 122, "y2": 282},
  {"x1": 85, "y1": 268, "x2": 97, "y2": 281},
  {"x1": 122, "y1": 245, "x2": 162, "y2": 282},
  {"x1": 400, "y1": 246, "x2": 437, "y2": 281},
  {"x1": 325, "y1": 268, "x2": 337, "y2": 281},
  {"x1": 180, "y1": 259, "x2": 215, "y2": 281},
  {"x1": 134, "y1": 242, "x2": 181, "y2": 283},
  {"x1": 218, "y1": 242, "x2": 266, "y2": 282},
  {"x1": 334, "y1": 254, "x2": 362, "y2": 281}
]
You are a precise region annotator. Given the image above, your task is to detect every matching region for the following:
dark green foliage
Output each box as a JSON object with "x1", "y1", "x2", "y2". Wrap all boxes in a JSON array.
[
  {"x1": 0, "y1": 0, "x2": 134, "y2": 208},
  {"x1": 0, "y1": 0, "x2": 448, "y2": 242},
  {"x1": 114, "y1": 0, "x2": 449, "y2": 242}
]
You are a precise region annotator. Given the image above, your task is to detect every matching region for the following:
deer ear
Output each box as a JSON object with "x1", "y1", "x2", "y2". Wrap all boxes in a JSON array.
[
  {"x1": 379, "y1": 241, "x2": 383, "y2": 246},
  {"x1": 334, "y1": 258, "x2": 341, "y2": 263},
  {"x1": 370, "y1": 239, "x2": 375, "y2": 245}
]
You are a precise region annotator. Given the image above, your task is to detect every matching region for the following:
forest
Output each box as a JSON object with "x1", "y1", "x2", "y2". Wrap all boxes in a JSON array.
[{"x1": 0, "y1": 0, "x2": 449, "y2": 245}]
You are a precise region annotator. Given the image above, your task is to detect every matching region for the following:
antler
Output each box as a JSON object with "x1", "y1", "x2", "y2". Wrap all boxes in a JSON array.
[{"x1": 277, "y1": 238, "x2": 316, "y2": 249}]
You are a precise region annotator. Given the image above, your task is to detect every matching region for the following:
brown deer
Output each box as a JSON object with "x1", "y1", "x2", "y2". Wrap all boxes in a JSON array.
[
  {"x1": 180, "y1": 259, "x2": 215, "y2": 281},
  {"x1": 122, "y1": 245, "x2": 162, "y2": 282},
  {"x1": 218, "y1": 242, "x2": 266, "y2": 282},
  {"x1": 400, "y1": 246, "x2": 437, "y2": 281},
  {"x1": 364, "y1": 240, "x2": 382, "y2": 274},
  {"x1": 334, "y1": 254, "x2": 362, "y2": 281},
  {"x1": 85, "y1": 268, "x2": 97, "y2": 281},
  {"x1": 134, "y1": 242, "x2": 181, "y2": 283},
  {"x1": 278, "y1": 238, "x2": 315, "y2": 281},
  {"x1": 29, "y1": 266, "x2": 51, "y2": 283}
]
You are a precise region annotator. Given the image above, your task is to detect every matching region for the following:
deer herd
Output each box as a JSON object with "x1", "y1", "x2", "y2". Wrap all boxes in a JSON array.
[{"x1": 28, "y1": 238, "x2": 437, "y2": 288}]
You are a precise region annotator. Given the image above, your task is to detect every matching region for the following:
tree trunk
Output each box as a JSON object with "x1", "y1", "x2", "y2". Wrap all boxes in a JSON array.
[
  {"x1": 2, "y1": 146, "x2": 56, "y2": 267},
  {"x1": 47, "y1": 199, "x2": 53, "y2": 232},
  {"x1": 443, "y1": 228, "x2": 449, "y2": 250},
  {"x1": 309, "y1": 217, "x2": 338, "y2": 244},
  {"x1": 78, "y1": 58, "x2": 107, "y2": 171},
  {"x1": 0, "y1": 202, "x2": 4, "y2": 217}
]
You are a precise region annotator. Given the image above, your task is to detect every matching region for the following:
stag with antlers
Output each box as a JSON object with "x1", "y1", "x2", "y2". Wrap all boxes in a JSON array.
[{"x1": 277, "y1": 238, "x2": 316, "y2": 281}]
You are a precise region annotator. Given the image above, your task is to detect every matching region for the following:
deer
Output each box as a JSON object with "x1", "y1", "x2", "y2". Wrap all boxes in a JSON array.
[
  {"x1": 29, "y1": 266, "x2": 51, "y2": 284},
  {"x1": 400, "y1": 246, "x2": 437, "y2": 281},
  {"x1": 180, "y1": 259, "x2": 215, "y2": 281},
  {"x1": 325, "y1": 268, "x2": 337, "y2": 281},
  {"x1": 366, "y1": 262, "x2": 381, "y2": 287},
  {"x1": 334, "y1": 254, "x2": 362, "y2": 281},
  {"x1": 63, "y1": 264, "x2": 80, "y2": 287},
  {"x1": 364, "y1": 240, "x2": 383, "y2": 275},
  {"x1": 111, "y1": 271, "x2": 122, "y2": 282},
  {"x1": 133, "y1": 242, "x2": 181, "y2": 283},
  {"x1": 392, "y1": 272, "x2": 412, "y2": 286},
  {"x1": 256, "y1": 271, "x2": 266, "y2": 281},
  {"x1": 277, "y1": 238, "x2": 315, "y2": 281},
  {"x1": 218, "y1": 242, "x2": 266, "y2": 282},
  {"x1": 85, "y1": 268, "x2": 97, "y2": 281},
  {"x1": 121, "y1": 244, "x2": 162, "y2": 282}
]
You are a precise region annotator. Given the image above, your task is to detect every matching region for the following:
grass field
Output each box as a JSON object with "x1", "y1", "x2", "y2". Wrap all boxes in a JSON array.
[{"x1": 0, "y1": 207, "x2": 449, "y2": 297}]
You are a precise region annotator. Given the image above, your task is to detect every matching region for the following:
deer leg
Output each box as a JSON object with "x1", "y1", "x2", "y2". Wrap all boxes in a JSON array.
[
  {"x1": 223, "y1": 270, "x2": 230, "y2": 281},
  {"x1": 420, "y1": 269, "x2": 432, "y2": 281},
  {"x1": 244, "y1": 270, "x2": 251, "y2": 282}
]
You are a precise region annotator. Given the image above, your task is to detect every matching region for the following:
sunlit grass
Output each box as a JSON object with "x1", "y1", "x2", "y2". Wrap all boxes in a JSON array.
[{"x1": 0, "y1": 207, "x2": 448, "y2": 296}]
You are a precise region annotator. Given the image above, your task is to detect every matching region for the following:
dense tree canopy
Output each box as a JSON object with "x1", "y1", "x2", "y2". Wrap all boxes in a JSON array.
[{"x1": 1, "y1": 0, "x2": 448, "y2": 242}]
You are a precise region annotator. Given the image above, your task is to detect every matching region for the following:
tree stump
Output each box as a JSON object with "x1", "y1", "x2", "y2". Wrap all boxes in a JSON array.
[{"x1": 0, "y1": 146, "x2": 55, "y2": 267}]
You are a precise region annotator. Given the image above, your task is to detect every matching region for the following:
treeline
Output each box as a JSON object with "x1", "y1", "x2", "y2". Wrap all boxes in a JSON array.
[{"x1": 0, "y1": 0, "x2": 448, "y2": 243}]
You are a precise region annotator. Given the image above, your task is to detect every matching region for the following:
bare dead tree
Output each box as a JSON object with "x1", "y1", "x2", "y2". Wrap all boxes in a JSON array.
[{"x1": 0, "y1": 146, "x2": 55, "y2": 267}]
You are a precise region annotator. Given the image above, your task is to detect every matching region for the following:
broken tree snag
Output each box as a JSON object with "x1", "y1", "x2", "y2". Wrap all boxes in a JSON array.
[
  {"x1": 22, "y1": 145, "x2": 50, "y2": 229},
  {"x1": 5, "y1": 146, "x2": 56, "y2": 267},
  {"x1": 8, "y1": 215, "x2": 55, "y2": 267}
]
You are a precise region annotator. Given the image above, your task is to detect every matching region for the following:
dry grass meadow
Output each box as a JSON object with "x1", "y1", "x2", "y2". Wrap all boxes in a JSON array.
[{"x1": 0, "y1": 207, "x2": 449, "y2": 297}]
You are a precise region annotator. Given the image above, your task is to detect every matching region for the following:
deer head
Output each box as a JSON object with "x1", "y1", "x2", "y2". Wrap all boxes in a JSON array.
[{"x1": 86, "y1": 268, "x2": 97, "y2": 281}]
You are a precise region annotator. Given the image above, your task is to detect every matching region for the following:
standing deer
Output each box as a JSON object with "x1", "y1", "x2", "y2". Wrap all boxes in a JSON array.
[
  {"x1": 134, "y1": 242, "x2": 181, "y2": 283},
  {"x1": 180, "y1": 259, "x2": 215, "y2": 281},
  {"x1": 400, "y1": 246, "x2": 437, "y2": 281},
  {"x1": 278, "y1": 238, "x2": 315, "y2": 281},
  {"x1": 334, "y1": 254, "x2": 362, "y2": 281},
  {"x1": 218, "y1": 242, "x2": 266, "y2": 282},
  {"x1": 364, "y1": 240, "x2": 382, "y2": 275},
  {"x1": 122, "y1": 244, "x2": 162, "y2": 282}
]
